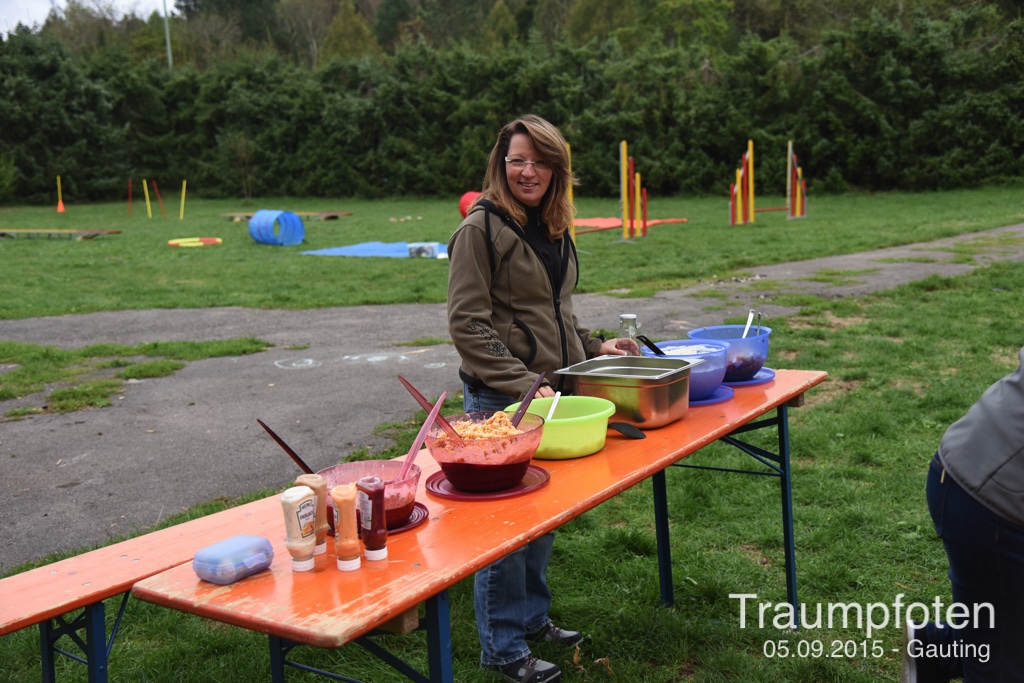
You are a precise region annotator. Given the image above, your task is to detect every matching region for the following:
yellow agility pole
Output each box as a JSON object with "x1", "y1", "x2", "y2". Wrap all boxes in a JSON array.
[
  {"x1": 179, "y1": 180, "x2": 187, "y2": 220},
  {"x1": 794, "y1": 166, "x2": 806, "y2": 218},
  {"x1": 56, "y1": 176, "x2": 65, "y2": 213},
  {"x1": 142, "y1": 177, "x2": 153, "y2": 219},
  {"x1": 620, "y1": 141, "x2": 629, "y2": 240},
  {"x1": 735, "y1": 167, "x2": 744, "y2": 225},
  {"x1": 747, "y1": 139, "x2": 755, "y2": 223},
  {"x1": 566, "y1": 145, "x2": 575, "y2": 241}
]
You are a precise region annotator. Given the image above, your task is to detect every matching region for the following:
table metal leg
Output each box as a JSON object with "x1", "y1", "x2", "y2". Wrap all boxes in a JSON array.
[
  {"x1": 38, "y1": 600, "x2": 111, "y2": 683},
  {"x1": 269, "y1": 635, "x2": 287, "y2": 683},
  {"x1": 265, "y1": 592, "x2": 453, "y2": 683},
  {"x1": 39, "y1": 620, "x2": 57, "y2": 683},
  {"x1": 425, "y1": 590, "x2": 453, "y2": 683},
  {"x1": 667, "y1": 403, "x2": 801, "y2": 621},
  {"x1": 652, "y1": 470, "x2": 674, "y2": 607},
  {"x1": 776, "y1": 403, "x2": 799, "y2": 618}
]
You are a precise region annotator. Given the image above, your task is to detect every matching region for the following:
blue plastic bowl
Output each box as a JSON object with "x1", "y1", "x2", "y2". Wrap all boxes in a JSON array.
[
  {"x1": 640, "y1": 339, "x2": 729, "y2": 400},
  {"x1": 687, "y1": 325, "x2": 772, "y2": 382}
]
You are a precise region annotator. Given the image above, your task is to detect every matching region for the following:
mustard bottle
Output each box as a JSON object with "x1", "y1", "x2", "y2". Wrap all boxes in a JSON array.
[{"x1": 280, "y1": 485, "x2": 317, "y2": 571}]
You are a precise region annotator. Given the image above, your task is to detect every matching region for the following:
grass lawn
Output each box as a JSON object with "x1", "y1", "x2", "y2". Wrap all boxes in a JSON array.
[
  {"x1": 1, "y1": 187, "x2": 1023, "y2": 681},
  {"x1": 1, "y1": 186, "x2": 1022, "y2": 318}
]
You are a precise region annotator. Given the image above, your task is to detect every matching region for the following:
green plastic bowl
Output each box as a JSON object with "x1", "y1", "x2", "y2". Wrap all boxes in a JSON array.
[{"x1": 505, "y1": 395, "x2": 616, "y2": 460}]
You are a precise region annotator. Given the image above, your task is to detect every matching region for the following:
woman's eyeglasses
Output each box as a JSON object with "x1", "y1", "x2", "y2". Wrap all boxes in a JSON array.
[{"x1": 505, "y1": 157, "x2": 552, "y2": 171}]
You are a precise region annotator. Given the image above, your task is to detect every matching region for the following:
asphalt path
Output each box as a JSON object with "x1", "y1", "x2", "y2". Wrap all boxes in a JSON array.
[{"x1": 2, "y1": 223, "x2": 1023, "y2": 572}]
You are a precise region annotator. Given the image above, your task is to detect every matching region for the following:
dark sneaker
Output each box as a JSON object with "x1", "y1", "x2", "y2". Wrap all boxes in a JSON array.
[
  {"x1": 493, "y1": 655, "x2": 561, "y2": 683},
  {"x1": 901, "y1": 622, "x2": 917, "y2": 683},
  {"x1": 901, "y1": 623, "x2": 950, "y2": 683},
  {"x1": 527, "y1": 623, "x2": 584, "y2": 647}
]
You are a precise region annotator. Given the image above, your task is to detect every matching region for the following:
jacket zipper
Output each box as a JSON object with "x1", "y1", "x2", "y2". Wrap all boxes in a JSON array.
[{"x1": 535, "y1": 236, "x2": 572, "y2": 393}]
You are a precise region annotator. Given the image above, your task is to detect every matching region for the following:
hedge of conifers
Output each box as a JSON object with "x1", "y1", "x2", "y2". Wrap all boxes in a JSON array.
[{"x1": 1, "y1": 11, "x2": 1022, "y2": 204}]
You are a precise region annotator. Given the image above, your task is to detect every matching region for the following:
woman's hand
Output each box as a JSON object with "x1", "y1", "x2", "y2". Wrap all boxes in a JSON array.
[
  {"x1": 536, "y1": 384, "x2": 557, "y2": 398},
  {"x1": 599, "y1": 338, "x2": 640, "y2": 357}
]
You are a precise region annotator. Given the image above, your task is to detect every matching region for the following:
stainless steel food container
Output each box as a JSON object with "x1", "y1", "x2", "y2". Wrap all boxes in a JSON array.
[{"x1": 555, "y1": 356, "x2": 695, "y2": 428}]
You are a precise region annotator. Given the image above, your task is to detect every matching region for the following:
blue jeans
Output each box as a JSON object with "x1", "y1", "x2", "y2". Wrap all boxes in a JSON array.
[
  {"x1": 464, "y1": 382, "x2": 556, "y2": 667},
  {"x1": 918, "y1": 453, "x2": 1024, "y2": 682}
]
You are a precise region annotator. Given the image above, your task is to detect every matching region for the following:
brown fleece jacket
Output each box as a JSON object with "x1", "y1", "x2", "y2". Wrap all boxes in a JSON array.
[{"x1": 447, "y1": 203, "x2": 604, "y2": 400}]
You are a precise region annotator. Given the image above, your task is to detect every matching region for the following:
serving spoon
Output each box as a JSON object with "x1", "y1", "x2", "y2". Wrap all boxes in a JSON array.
[
  {"x1": 742, "y1": 309, "x2": 756, "y2": 338},
  {"x1": 257, "y1": 418, "x2": 315, "y2": 474},
  {"x1": 545, "y1": 392, "x2": 562, "y2": 420},
  {"x1": 510, "y1": 372, "x2": 546, "y2": 427},
  {"x1": 398, "y1": 375, "x2": 462, "y2": 442},
  {"x1": 397, "y1": 391, "x2": 447, "y2": 481},
  {"x1": 608, "y1": 422, "x2": 646, "y2": 439},
  {"x1": 635, "y1": 335, "x2": 666, "y2": 356}
]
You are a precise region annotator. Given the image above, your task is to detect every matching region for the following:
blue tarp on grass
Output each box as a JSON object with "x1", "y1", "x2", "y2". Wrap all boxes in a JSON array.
[{"x1": 302, "y1": 241, "x2": 447, "y2": 258}]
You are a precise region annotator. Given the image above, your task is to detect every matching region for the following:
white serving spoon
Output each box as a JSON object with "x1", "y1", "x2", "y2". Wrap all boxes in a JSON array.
[
  {"x1": 545, "y1": 392, "x2": 561, "y2": 421},
  {"x1": 742, "y1": 309, "x2": 756, "y2": 338}
]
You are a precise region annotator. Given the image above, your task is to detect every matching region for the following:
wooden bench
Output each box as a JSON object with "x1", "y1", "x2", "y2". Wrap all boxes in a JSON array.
[{"x1": 0, "y1": 496, "x2": 281, "y2": 682}]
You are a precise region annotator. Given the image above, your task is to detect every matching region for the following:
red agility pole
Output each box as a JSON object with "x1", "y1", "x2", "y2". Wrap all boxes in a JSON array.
[{"x1": 152, "y1": 180, "x2": 166, "y2": 218}]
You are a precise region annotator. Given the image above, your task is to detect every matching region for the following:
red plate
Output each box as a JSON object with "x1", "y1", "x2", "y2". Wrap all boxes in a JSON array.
[
  {"x1": 425, "y1": 465, "x2": 550, "y2": 501},
  {"x1": 389, "y1": 501, "x2": 429, "y2": 535}
]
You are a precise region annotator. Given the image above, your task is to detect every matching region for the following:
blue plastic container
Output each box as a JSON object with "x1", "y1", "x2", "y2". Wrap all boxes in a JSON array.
[
  {"x1": 687, "y1": 325, "x2": 772, "y2": 382},
  {"x1": 248, "y1": 210, "x2": 305, "y2": 246},
  {"x1": 193, "y1": 534, "x2": 274, "y2": 585},
  {"x1": 640, "y1": 339, "x2": 730, "y2": 400}
]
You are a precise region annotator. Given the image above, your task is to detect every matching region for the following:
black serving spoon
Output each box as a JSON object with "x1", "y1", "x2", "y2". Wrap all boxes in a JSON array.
[
  {"x1": 608, "y1": 421, "x2": 646, "y2": 439},
  {"x1": 635, "y1": 335, "x2": 666, "y2": 356}
]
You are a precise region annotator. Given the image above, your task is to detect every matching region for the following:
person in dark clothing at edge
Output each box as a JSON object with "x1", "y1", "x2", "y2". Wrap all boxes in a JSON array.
[
  {"x1": 446, "y1": 114, "x2": 638, "y2": 683},
  {"x1": 902, "y1": 345, "x2": 1024, "y2": 683}
]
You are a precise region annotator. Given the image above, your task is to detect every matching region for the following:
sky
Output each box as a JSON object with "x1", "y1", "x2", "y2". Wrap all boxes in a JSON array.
[{"x1": 1, "y1": 0, "x2": 173, "y2": 35}]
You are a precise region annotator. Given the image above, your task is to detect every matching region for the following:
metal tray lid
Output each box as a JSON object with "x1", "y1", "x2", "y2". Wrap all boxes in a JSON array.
[{"x1": 555, "y1": 355, "x2": 700, "y2": 382}]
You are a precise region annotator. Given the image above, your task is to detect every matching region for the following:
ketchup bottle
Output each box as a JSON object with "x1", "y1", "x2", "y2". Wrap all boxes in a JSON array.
[{"x1": 356, "y1": 476, "x2": 388, "y2": 560}]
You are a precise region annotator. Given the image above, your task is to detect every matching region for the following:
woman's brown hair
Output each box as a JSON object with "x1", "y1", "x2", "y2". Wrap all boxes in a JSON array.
[{"x1": 479, "y1": 114, "x2": 577, "y2": 240}]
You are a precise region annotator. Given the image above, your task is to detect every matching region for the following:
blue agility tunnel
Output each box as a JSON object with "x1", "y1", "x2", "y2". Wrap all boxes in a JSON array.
[{"x1": 248, "y1": 210, "x2": 305, "y2": 246}]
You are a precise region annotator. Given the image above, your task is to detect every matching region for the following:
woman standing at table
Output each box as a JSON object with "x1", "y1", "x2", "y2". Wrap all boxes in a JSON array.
[{"x1": 446, "y1": 114, "x2": 637, "y2": 683}]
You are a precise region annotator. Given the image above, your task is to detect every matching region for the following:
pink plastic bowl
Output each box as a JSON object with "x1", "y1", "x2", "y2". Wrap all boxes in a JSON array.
[
  {"x1": 318, "y1": 460, "x2": 421, "y2": 529},
  {"x1": 424, "y1": 412, "x2": 544, "y2": 492}
]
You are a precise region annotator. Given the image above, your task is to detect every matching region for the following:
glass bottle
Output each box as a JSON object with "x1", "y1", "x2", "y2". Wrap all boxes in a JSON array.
[{"x1": 617, "y1": 314, "x2": 640, "y2": 356}]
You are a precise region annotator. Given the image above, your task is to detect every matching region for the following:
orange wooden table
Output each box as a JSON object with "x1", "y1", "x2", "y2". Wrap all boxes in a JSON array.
[{"x1": 133, "y1": 369, "x2": 827, "y2": 682}]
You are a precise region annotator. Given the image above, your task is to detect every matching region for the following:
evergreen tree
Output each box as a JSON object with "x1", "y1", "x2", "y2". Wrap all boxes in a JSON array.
[
  {"x1": 375, "y1": 0, "x2": 413, "y2": 50},
  {"x1": 323, "y1": 0, "x2": 383, "y2": 59}
]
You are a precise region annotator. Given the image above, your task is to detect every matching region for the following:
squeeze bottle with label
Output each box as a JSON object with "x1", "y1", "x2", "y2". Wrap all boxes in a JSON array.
[
  {"x1": 330, "y1": 483, "x2": 361, "y2": 571},
  {"x1": 280, "y1": 485, "x2": 317, "y2": 571},
  {"x1": 356, "y1": 475, "x2": 388, "y2": 561},
  {"x1": 294, "y1": 473, "x2": 328, "y2": 556}
]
